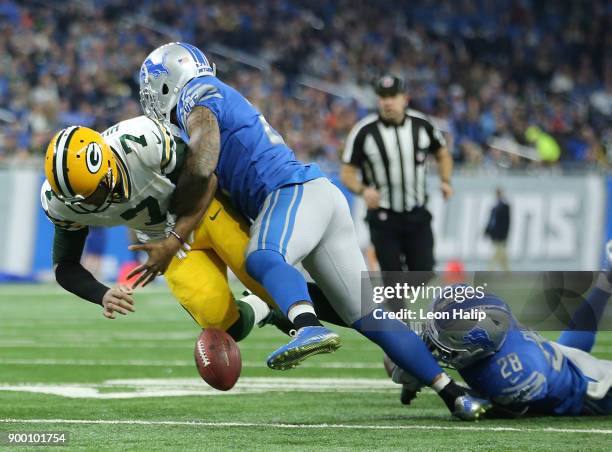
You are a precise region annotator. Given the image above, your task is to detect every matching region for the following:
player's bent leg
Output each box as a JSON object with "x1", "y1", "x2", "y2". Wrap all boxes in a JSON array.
[
  {"x1": 557, "y1": 272, "x2": 612, "y2": 352},
  {"x1": 246, "y1": 249, "x2": 312, "y2": 316},
  {"x1": 199, "y1": 194, "x2": 295, "y2": 335},
  {"x1": 166, "y1": 250, "x2": 238, "y2": 330},
  {"x1": 302, "y1": 180, "x2": 490, "y2": 420},
  {"x1": 226, "y1": 298, "x2": 255, "y2": 342},
  {"x1": 354, "y1": 311, "x2": 490, "y2": 419},
  {"x1": 205, "y1": 194, "x2": 277, "y2": 308},
  {"x1": 165, "y1": 250, "x2": 266, "y2": 341},
  {"x1": 246, "y1": 182, "x2": 341, "y2": 369}
]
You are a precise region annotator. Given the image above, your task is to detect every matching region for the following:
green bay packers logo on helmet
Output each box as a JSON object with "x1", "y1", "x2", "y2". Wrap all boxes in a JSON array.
[
  {"x1": 44, "y1": 126, "x2": 126, "y2": 213},
  {"x1": 86, "y1": 142, "x2": 103, "y2": 174}
]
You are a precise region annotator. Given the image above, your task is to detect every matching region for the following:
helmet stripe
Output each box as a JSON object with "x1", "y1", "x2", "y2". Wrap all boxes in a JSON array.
[
  {"x1": 54, "y1": 126, "x2": 79, "y2": 197},
  {"x1": 111, "y1": 146, "x2": 131, "y2": 200},
  {"x1": 61, "y1": 126, "x2": 80, "y2": 197},
  {"x1": 51, "y1": 128, "x2": 67, "y2": 196},
  {"x1": 178, "y1": 42, "x2": 208, "y2": 67},
  {"x1": 179, "y1": 42, "x2": 200, "y2": 63}
]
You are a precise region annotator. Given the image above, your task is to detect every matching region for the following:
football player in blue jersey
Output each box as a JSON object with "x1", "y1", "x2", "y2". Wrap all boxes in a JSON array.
[
  {"x1": 133, "y1": 42, "x2": 490, "y2": 420},
  {"x1": 392, "y1": 241, "x2": 612, "y2": 416}
]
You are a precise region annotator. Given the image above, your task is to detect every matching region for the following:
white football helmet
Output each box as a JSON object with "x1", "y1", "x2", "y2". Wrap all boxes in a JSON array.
[{"x1": 139, "y1": 42, "x2": 215, "y2": 124}]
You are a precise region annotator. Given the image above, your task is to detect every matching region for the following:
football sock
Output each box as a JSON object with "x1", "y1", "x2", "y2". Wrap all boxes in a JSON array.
[
  {"x1": 557, "y1": 281, "x2": 611, "y2": 352},
  {"x1": 292, "y1": 312, "x2": 322, "y2": 330},
  {"x1": 431, "y1": 373, "x2": 452, "y2": 392},
  {"x1": 241, "y1": 293, "x2": 270, "y2": 325},
  {"x1": 246, "y1": 249, "x2": 314, "y2": 316},
  {"x1": 437, "y1": 380, "x2": 466, "y2": 412},
  {"x1": 227, "y1": 299, "x2": 256, "y2": 342},
  {"x1": 352, "y1": 311, "x2": 442, "y2": 384}
]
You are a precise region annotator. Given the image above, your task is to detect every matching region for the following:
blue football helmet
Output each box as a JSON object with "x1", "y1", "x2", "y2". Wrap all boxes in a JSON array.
[
  {"x1": 139, "y1": 42, "x2": 215, "y2": 124},
  {"x1": 423, "y1": 285, "x2": 514, "y2": 369}
]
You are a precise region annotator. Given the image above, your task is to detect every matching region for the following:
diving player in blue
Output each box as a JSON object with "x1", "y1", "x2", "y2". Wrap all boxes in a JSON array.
[
  {"x1": 134, "y1": 42, "x2": 491, "y2": 420},
  {"x1": 402, "y1": 242, "x2": 612, "y2": 416}
]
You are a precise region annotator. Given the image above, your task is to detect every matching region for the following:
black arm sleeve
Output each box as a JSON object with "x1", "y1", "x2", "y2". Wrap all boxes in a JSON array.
[
  {"x1": 52, "y1": 225, "x2": 88, "y2": 264},
  {"x1": 52, "y1": 225, "x2": 109, "y2": 306},
  {"x1": 55, "y1": 262, "x2": 109, "y2": 306}
]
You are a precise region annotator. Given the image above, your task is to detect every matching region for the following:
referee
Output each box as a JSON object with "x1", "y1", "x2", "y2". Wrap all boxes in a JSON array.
[{"x1": 341, "y1": 74, "x2": 453, "y2": 275}]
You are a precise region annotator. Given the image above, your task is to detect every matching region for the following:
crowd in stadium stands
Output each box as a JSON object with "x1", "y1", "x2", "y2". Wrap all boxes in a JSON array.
[{"x1": 0, "y1": 0, "x2": 609, "y2": 169}]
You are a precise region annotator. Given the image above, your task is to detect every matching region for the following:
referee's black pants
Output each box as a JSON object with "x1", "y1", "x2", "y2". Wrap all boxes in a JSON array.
[
  {"x1": 367, "y1": 207, "x2": 435, "y2": 271},
  {"x1": 367, "y1": 207, "x2": 435, "y2": 313}
]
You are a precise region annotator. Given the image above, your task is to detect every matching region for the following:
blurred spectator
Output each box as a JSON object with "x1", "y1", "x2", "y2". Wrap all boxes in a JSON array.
[
  {"x1": 525, "y1": 125, "x2": 561, "y2": 163},
  {"x1": 0, "y1": 0, "x2": 609, "y2": 172}
]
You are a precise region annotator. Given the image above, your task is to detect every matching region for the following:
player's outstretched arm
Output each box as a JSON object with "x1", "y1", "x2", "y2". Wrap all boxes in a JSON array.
[
  {"x1": 52, "y1": 226, "x2": 135, "y2": 319},
  {"x1": 127, "y1": 106, "x2": 220, "y2": 287}
]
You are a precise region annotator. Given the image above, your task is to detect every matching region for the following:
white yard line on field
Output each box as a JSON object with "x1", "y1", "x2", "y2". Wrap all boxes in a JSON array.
[
  {"x1": 0, "y1": 357, "x2": 381, "y2": 369},
  {"x1": 0, "y1": 377, "x2": 411, "y2": 399},
  {"x1": 0, "y1": 341, "x2": 380, "y2": 352},
  {"x1": 0, "y1": 332, "x2": 198, "y2": 341},
  {"x1": 0, "y1": 418, "x2": 610, "y2": 435}
]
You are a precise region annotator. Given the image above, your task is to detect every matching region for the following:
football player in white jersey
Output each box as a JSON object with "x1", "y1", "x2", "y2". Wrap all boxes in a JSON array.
[{"x1": 42, "y1": 116, "x2": 289, "y2": 340}]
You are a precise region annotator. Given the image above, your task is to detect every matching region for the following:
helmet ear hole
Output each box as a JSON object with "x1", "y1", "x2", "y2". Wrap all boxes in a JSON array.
[{"x1": 162, "y1": 84, "x2": 169, "y2": 95}]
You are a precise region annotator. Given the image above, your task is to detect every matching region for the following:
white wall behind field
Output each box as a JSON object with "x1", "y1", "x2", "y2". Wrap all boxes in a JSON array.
[
  {"x1": 0, "y1": 166, "x2": 608, "y2": 278},
  {"x1": 427, "y1": 172, "x2": 606, "y2": 271},
  {"x1": 0, "y1": 166, "x2": 40, "y2": 277}
]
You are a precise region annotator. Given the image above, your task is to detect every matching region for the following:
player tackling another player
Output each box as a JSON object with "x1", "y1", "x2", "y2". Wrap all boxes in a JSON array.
[{"x1": 133, "y1": 41, "x2": 490, "y2": 419}]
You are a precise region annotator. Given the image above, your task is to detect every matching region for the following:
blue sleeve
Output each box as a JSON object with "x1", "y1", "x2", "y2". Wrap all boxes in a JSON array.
[
  {"x1": 505, "y1": 345, "x2": 560, "y2": 408},
  {"x1": 462, "y1": 333, "x2": 551, "y2": 407},
  {"x1": 176, "y1": 78, "x2": 225, "y2": 140}
]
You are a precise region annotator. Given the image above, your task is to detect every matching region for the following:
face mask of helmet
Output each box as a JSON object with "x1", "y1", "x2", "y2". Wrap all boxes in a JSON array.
[{"x1": 62, "y1": 168, "x2": 119, "y2": 214}]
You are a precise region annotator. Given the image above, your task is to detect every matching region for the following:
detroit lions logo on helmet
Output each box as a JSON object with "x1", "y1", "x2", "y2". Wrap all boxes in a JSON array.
[
  {"x1": 143, "y1": 55, "x2": 169, "y2": 79},
  {"x1": 463, "y1": 327, "x2": 495, "y2": 349}
]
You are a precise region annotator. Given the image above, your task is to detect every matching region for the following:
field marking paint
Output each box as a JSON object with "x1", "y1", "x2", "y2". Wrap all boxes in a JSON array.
[
  {"x1": 0, "y1": 331, "x2": 199, "y2": 341},
  {"x1": 0, "y1": 358, "x2": 381, "y2": 369},
  {"x1": 0, "y1": 341, "x2": 380, "y2": 353},
  {"x1": 0, "y1": 377, "x2": 407, "y2": 399},
  {"x1": 0, "y1": 418, "x2": 610, "y2": 435}
]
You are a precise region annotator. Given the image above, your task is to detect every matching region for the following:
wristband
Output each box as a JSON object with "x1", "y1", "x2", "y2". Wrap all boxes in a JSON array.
[{"x1": 168, "y1": 230, "x2": 186, "y2": 245}]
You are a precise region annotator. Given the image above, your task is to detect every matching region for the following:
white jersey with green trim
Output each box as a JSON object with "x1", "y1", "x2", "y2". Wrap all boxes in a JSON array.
[{"x1": 41, "y1": 116, "x2": 178, "y2": 242}]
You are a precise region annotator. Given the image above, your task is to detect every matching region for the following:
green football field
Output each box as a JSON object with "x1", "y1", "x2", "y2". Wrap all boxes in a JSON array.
[{"x1": 0, "y1": 284, "x2": 611, "y2": 451}]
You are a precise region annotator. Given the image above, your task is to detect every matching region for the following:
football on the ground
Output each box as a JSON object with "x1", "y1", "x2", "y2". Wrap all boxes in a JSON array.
[{"x1": 194, "y1": 328, "x2": 241, "y2": 391}]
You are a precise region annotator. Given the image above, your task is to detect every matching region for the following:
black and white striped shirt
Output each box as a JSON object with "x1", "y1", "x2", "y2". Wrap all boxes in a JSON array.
[{"x1": 342, "y1": 109, "x2": 446, "y2": 213}]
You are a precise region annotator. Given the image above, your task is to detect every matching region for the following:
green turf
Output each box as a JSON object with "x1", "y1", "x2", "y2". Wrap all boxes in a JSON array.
[{"x1": 0, "y1": 284, "x2": 611, "y2": 451}]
